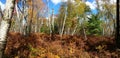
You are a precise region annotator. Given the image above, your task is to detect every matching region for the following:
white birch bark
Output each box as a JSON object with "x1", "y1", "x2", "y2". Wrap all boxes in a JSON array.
[
  {"x1": 60, "y1": 7, "x2": 67, "y2": 37},
  {"x1": 71, "y1": 24, "x2": 78, "y2": 35},
  {"x1": 47, "y1": 0, "x2": 52, "y2": 34},
  {"x1": 83, "y1": 26, "x2": 87, "y2": 40},
  {"x1": 0, "y1": 0, "x2": 15, "y2": 57},
  {"x1": 83, "y1": 15, "x2": 87, "y2": 40},
  {"x1": 52, "y1": 9, "x2": 55, "y2": 30},
  {"x1": 67, "y1": 27, "x2": 70, "y2": 35},
  {"x1": 16, "y1": 2, "x2": 21, "y2": 32}
]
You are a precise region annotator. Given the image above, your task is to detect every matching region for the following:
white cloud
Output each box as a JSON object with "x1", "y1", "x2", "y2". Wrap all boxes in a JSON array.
[
  {"x1": 0, "y1": 1, "x2": 5, "y2": 11},
  {"x1": 85, "y1": 1, "x2": 97, "y2": 10},
  {"x1": 61, "y1": 0, "x2": 68, "y2": 2},
  {"x1": 51, "y1": 0, "x2": 75, "y2": 5},
  {"x1": 51, "y1": 0, "x2": 61, "y2": 5}
]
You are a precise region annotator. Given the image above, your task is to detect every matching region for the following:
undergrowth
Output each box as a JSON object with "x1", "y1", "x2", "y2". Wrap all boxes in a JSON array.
[{"x1": 3, "y1": 32, "x2": 119, "y2": 58}]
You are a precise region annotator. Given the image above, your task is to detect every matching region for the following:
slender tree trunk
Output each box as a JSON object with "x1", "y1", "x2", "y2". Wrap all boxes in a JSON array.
[
  {"x1": 0, "y1": 0, "x2": 15, "y2": 57},
  {"x1": 116, "y1": 1, "x2": 120, "y2": 48},
  {"x1": 102, "y1": 28, "x2": 104, "y2": 36},
  {"x1": 83, "y1": 26, "x2": 87, "y2": 40},
  {"x1": 52, "y1": 9, "x2": 55, "y2": 31},
  {"x1": 38, "y1": 18, "x2": 42, "y2": 32},
  {"x1": 67, "y1": 27, "x2": 70, "y2": 35},
  {"x1": 28, "y1": 0, "x2": 34, "y2": 35},
  {"x1": 22, "y1": 0, "x2": 28, "y2": 35},
  {"x1": 36, "y1": 17, "x2": 39, "y2": 32},
  {"x1": 16, "y1": 2, "x2": 21, "y2": 32},
  {"x1": 61, "y1": 7, "x2": 67, "y2": 37},
  {"x1": 71, "y1": 24, "x2": 78, "y2": 35},
  {"x1": 83, "y1": 15, "x2": 87, "y2": 40}
]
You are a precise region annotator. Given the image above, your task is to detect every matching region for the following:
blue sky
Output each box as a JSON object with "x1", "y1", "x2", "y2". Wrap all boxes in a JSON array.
[
  {"x1": 0, "y1": 0, "x2": 116, "y2": 15},
  {"x1": 43, "y1": 0, "x2": 62, "y2": 15},
  {"x1": 0, "y1": 0, "x2": 5, "y2": 4},
  {"x1": 43, "y1": 0, "x2": 98, "y2": 14},
  {"x1": 43, "y1": 0, "x2": 97, "y2": 14},
  {"x1": 0, "y1": 0, "x2": 98, "y2": 14}
]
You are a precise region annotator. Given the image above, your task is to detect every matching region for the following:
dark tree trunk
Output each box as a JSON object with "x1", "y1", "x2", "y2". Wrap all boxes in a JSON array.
[{"x1": 116, "y1": 0, "x2": 120, "y2": 48}]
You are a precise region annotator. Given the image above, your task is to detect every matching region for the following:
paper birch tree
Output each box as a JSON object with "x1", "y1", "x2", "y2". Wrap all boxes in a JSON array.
[{"x1": 0, "y1": 0, "x2": 15, "y2": 57}]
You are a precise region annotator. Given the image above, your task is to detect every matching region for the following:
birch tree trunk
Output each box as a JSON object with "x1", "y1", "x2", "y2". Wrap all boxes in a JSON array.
[
  {"x1": 47, "y1": 0, "x2": 52, "y2": 35},
  {"x1": 83, "y1": 15, "x2": 87, "y2": 40},
  {"x1": 83, "y1": 26, "x2": 87, "y2": 40},
  {"x1": 52, "y1": 9, "x2": 55, "y2": 31},
  {"x1": 60, "y1": 7, "x2": 67, "y2": 37},
  {"x1": 71, "y1": 24, "x2": 78, "y2": 35},
  {"x1": 0, "y1": 0, "x2": 15, "y2": 57}
]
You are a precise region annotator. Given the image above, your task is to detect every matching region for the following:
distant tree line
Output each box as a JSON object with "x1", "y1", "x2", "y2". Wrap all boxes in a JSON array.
[{"x1": 5, "y1": 0, "x2": 116, "y2": 37}]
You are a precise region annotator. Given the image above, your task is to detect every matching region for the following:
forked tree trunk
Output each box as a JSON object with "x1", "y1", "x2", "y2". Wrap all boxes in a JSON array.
[{"x1": 0, "y1": 0, "x2": 15, "y2": 57}]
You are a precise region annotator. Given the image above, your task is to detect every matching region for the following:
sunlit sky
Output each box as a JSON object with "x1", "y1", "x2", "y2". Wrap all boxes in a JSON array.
[
  {"x1": 43, "y1": 0, "x2": 98, "y2": 14},
  {"x1": 0, "y1": 0, "x2": 116, "y2": 15}
]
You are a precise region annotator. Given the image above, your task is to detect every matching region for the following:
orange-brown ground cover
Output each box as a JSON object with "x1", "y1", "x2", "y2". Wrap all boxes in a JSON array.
[{"x1": 4, "y1": 32, "x2": 120, "y2": 58}]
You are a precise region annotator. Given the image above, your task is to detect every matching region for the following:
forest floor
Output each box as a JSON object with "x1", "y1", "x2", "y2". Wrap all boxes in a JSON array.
[{"x1": 4, "y1": 32, "x2": 120, "y2": 58}]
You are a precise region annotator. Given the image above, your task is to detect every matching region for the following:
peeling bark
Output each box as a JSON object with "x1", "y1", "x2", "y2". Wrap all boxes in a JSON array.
[{"x1": 0, "y1": 0, "x2": 15, "y2": 57}]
